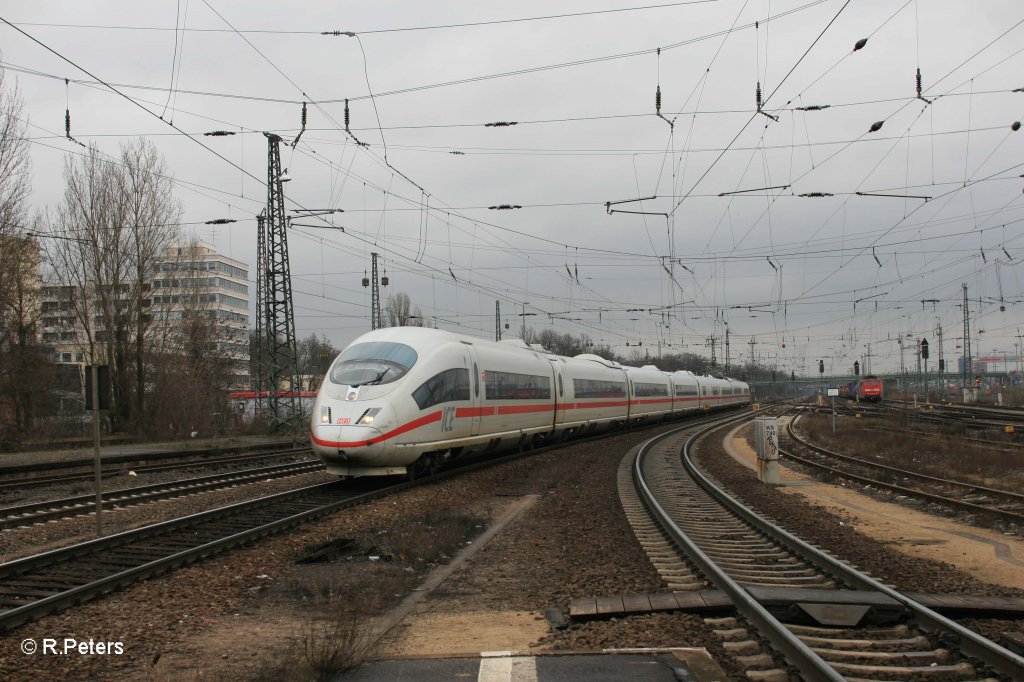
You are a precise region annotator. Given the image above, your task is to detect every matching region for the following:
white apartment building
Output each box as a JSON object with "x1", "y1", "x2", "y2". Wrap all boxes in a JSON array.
[
  {"x1": 149, "y1": 242, "x2": 251, "y2": 390},
  {"x1": 39, "y1": 242, "x2": 251, "y2": 391}
]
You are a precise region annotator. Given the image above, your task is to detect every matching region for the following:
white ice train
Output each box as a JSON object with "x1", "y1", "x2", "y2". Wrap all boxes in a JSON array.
[{"x1": 310, "y1": 327, "x2": 750, "y2": 477}]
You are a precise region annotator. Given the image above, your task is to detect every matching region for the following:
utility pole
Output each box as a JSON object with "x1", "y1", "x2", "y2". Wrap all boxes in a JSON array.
[
  {"x1": 706, "y1": 335, "x2": 717, "y2": 369},
  {"x1": 725, "y1": 326, "x2": 731, "y2": 374},
  {"x1": 255, "y1": 210, "x2": 266, "y2": 414},
  {"x1": 495, "y1": 300, "x2": 501, "y2": 341},
  {"x1": 262, "y1": 132, "x2": 300, "y2": 430},
  {"x1": 1016, "y1": 329, "x2": 1024, "y2": 375},
  {"x1": 370, "y1": 252, "x2": 383, "y2": 330},
  {"x1": 748, "y1": 337, "x2": 757, "y2": 380},
  {"x1": 963, "y1": 283, "x2": 972, "y2": 389}
]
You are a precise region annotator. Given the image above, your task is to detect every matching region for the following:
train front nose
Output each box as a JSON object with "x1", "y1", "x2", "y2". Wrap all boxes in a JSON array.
[{"x1": 311, "y1": 424, "x2": 383, "y2": 456}]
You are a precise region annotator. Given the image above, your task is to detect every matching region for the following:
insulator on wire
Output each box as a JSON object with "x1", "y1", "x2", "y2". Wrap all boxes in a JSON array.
[
  {"x1": 65, "y1": 109, "x2": 71, "y2": 137},
  {"x1": 868, "y1": 120, "x2": 885, "y2": 133},
  {"x1": 344, "y1": 99, "x2": 350, "y2": 131},
  {"x1": 292, "y1": 101, "x2": 308, "y2": 148},
  {"x1": 854, "y1": 38, "x2": 868, "y2": 51},
  {"x1": 656, "y1": 85, "x2": 662, "y2": 114},
  {"x1": 914, "y1": 67, "x2": 932, "y2": 104},
  {"x1": 1012, "y1": 121, "x2": 1021, "y2": 131},
  {"x1": 756, "y1": 82, "x2": 762, "y2": 110}
]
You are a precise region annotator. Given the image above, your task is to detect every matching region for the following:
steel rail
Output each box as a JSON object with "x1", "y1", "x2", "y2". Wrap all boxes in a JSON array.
[
  {"x1": 0, "y1": 458, "x2": 324, "y2": 530},
  {"x1": 0, "y1": 480, "x2": 390, "y2": 631},
  {"x1": 634, "y1": 413, "x2": 845, "y2": 682},
  {"x1": 785, "y1": 416, "x2": 1024, "y2": 523},
  {"x1": 0, "y1": 446, "x2": 312, "y2": 491},
  {"x1": 636, "y1": 412, "x2": 1024, "y2": 679}
]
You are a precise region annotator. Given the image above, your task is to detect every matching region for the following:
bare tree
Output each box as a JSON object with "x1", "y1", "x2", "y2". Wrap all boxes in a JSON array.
[
  {"x1": 385, "y1": 292, "x2": 426, "y2": 327},
  {"x1": 0, "y1": 66, "x2": 55, "y2": 444},
  {"x1": 296, "y1": 333, "x2": 338, "y2": 390},
  {"x1": 119, "y1": 139, "x2": 181, "y2": 418},
  {"x1": 0, "y1": 66, "x2": 29, "y2": 235},
  {"x1": 146, "y1": 239, "x2": 234, "y2": 438},
  {"x1": 45, "y1": 139, "x2": 180, "y2": 431}
]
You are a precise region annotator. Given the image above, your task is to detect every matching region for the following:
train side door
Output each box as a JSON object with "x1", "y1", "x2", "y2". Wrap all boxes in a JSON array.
[
  {"x1": 553, "y1": 364, "x2": 565, "y2": 426},
  {"x1": 465, "y1": 344, "x2": 482, "y2": 437}
]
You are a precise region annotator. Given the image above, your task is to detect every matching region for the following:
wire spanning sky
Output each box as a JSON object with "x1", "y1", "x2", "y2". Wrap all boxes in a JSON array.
[{"x1": 4, "y1": 0, "x2": 1024, "y2": 377}]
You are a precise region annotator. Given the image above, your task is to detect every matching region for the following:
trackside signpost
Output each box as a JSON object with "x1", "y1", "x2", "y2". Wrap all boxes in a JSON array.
[
  {"x1": 85, "y1": 365, "x2": 110, "y2": 537},
  {"x1": 827, "y1": 387, "x2": 839, "y2": 433}
]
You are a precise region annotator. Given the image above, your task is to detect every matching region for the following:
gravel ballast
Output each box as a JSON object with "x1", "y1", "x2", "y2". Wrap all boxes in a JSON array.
[{"x1": 1, "y1": 417, "x2": 1020, "y2": 680}]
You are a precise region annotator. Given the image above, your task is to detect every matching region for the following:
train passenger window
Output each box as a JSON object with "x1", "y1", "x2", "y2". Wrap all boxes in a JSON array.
[
  {"x1": 412, "y1": 368, "x2": 470, "y2": 410},
  {"x1": 484, "y1": 371, "x2": 551, "y2": 400},
  {"x1": 633, "y1": 382, "x2": 668, "y2": 397},
  {"x1": 675, "y1": 384, "x2": 698, "y2": 396},
  {"x1": 573, "y1": 379, "x2": 626, "y2": 398},
  {"x1": 330, "y1": 341, "x2": 417, "y2": 386}
]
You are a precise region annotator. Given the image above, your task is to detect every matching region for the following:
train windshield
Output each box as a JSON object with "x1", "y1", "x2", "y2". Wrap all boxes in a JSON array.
[{"x1": 330, "y1": 342, "x2": 418, "y2": 386}]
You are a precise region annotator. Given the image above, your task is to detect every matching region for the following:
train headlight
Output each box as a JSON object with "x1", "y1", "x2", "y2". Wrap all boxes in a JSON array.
[
  {"x1": 320, "y1": 406, "x2": 332, "y2": 424},
  {"x1": 357, "y1": 408, "x2": 381, "y2": 424}
]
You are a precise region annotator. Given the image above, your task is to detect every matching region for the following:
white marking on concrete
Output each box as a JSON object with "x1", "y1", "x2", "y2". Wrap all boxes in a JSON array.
[{"x1": 477, "y1": 655, "x2": 537, "y2": 682}]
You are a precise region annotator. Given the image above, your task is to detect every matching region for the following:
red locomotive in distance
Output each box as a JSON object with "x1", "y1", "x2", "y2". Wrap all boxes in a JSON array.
[{"x1": 838, "y1": 375, "x2": 883, "y2": 402}]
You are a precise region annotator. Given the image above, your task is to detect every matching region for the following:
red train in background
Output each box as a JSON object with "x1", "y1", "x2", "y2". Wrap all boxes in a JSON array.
[{"x1": 837, "y1": 376, "x2": 883, "y2": 402}]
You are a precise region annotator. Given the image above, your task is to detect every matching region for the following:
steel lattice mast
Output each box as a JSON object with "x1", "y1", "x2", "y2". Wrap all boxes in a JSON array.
[
  {"x1": 963, "y1": 283, "x2": 972, "y2": 388},
  {"x1": 254, "y1": 210, "x2": 267, "y2": 412},
  {"x1": 370, "y1": 251, "x2": 382, "y2": 330},
  {"x1": 263, "y1": 133, "x2": 300, "y2": 429}
]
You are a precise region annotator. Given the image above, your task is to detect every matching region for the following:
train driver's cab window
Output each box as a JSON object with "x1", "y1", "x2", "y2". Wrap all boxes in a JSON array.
[
  {"x1": 330, "y1": 342, "x2": 417, "y2": 386},
  {"x1": 412, "y1": 368, "x2": 470, "y2": 410}
]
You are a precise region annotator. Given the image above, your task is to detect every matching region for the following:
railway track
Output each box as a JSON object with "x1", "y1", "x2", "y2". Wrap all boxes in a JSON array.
[
  {"x1": 784, "y1": 415, "x2": 1024, "y2": 528},
  {"x1": 881, "y1": 399, "x2": 1024, "y2": 434},
  {"x1": 0, "y1": 446, "x2": 312, "y2": 492},
  {"x1": 0, "y1": 457, "x2": 325, "y2": 531},
  {"x1": 0, "y1": 478, "x2": 398, "y2": 631},
  {"x1": 0, "y1": 407, "x2": 750, "y2": 632},
  {"x1": 623, "y1": 412, "x2": 1024, "y2": 680}
]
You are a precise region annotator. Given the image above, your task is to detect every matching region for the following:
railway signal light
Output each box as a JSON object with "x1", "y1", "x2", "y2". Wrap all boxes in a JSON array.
[
  {"x1": 818, "y1": 360, "x2": 824, "y2": 374},
  {"x1": 854, "y1": 361, "x2": 860, "y2": 375},
  {"x1": 920, "y1": 338, "x2": 929, "y2": 360}
]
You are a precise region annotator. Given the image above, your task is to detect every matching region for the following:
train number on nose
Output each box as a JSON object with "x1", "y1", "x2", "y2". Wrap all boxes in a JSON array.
[{"x1": 440, "y1": 406, "x2": 457, "y2": 432}]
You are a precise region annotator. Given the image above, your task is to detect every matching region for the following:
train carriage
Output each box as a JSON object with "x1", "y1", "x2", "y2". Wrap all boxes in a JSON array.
[
  {"x1": 551, "y1": 353, "x2": 630, "y2": 436},
  {"x1": 670, "y1": 370, "x2": 702, "y2": 415},
  {"x1": 625, "y1": 365, "x2": 674, "y2": 423}
]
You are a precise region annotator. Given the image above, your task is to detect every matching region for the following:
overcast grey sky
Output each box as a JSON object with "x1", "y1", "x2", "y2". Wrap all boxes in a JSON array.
[{"x1": 4, "y1": 0, "x2": 1024, "y2": 377}]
